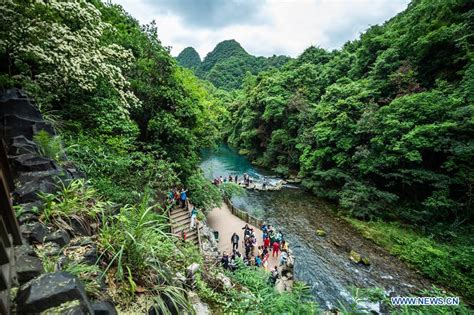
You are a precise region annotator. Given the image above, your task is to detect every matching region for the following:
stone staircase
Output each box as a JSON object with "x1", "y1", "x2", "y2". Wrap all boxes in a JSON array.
[{"x1": 170, "y1": 205, "x2": 199, "y2": 245}]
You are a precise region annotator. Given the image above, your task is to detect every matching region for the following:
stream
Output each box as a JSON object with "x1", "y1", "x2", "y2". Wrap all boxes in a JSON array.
[{"x1": 200, "y1": 144, "x2": 432, "y2": 310}]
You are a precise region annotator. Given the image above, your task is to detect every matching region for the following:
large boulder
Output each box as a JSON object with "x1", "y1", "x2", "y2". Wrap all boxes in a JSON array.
[
  {"x1": 14, "y1": 177, "x2": 57, "y2": 203},
  {"x1": 16, "y1": 272, "x2": 92, "y2": 314}
]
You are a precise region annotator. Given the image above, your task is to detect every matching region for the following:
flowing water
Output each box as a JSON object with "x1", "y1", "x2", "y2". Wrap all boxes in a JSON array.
[{"x1": 200, "y1": 144, "x2": 432, "y2": 310}]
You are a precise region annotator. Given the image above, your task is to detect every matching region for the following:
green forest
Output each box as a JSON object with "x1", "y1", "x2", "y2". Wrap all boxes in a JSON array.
[{"x1": 0, "y1": 0, "x2": 473, "y2": 313}]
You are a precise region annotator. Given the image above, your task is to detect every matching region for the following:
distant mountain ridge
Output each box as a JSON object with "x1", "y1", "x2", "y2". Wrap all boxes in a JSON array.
[
  {"x1": 176, "y1": 39, "x2": 291, "y2": 90},
  {"x1": 176, "y1": 47, "x2": 201, "y2": 69}
]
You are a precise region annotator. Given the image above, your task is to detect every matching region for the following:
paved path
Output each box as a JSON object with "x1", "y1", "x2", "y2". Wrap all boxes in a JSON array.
[{"x1": 207, "y1": 202, "x2": 279, "y2": 270}]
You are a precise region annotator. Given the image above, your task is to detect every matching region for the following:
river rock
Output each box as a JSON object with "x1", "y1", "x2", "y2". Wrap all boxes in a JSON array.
[
  {"x1": 316, "y1": 229, "x2": 327, "y2": 237},
  {"x1": 16, "y1": 271, "x2": 93, "y2": 314},
  {"x1": 361, "y1": 257, "x2": 371, "y2": 266},
  {"x1": 45, "y1": 230, "x2": 71, "y2": 247},
  {"x1": 349, "y1": 250, "x2": 362, "y2": 264}
]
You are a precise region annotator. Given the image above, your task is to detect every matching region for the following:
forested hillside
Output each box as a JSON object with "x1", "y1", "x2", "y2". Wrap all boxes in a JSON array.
[
  {"x1": 227, "y1": 0, "x2": 473, "y2": 225},
  {"x1": 176, "y1": 46, "x2": 201, "y2": 69},
  {"x1": 178, "y1": 39, "x2": 291, "y2": 90}
]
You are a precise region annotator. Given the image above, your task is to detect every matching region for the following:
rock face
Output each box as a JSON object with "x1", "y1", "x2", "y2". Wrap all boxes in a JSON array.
[{"x1": 16, "y1": 272, "x2": 93, "y2": 314}]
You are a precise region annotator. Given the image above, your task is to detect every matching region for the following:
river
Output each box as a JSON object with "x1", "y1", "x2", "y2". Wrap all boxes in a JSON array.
[{"x1": 200, "y1": 144, "x2": 432, "y2": 310}]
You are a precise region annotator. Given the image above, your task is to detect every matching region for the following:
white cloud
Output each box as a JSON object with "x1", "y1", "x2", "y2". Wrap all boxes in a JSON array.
[{"x1": 111, "y1": 0, "x2": 409, "y2": 58}]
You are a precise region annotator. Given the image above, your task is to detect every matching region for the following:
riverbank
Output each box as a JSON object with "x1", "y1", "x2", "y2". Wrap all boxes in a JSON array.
[{"x1": 345, "y1": 218, "x2": 474, "y2": 305}]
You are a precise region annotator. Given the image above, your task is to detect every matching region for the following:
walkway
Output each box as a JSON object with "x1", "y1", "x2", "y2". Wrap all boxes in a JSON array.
[
  {"x1": 207, "y1": 202, "x2": 279, "y2": 270},
  {"x1": 170, "y1": 203, "x2": 199, "y2": 245}
]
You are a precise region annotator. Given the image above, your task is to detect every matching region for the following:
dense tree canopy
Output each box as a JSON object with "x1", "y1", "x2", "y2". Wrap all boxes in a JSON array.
[
  {"x1": 0, "y1": 0, "x2": 226, "y2": 203},
  {"x1": 226, "y1": 0, "x2": 474, "y2": 224}
]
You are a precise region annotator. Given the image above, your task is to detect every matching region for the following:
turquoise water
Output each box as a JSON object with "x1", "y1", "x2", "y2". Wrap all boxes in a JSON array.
[{"x1": 200, "y1": 144, "x2": 431, "y2": 310}]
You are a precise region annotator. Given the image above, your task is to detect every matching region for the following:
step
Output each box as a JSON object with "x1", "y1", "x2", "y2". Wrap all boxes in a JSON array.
[
  {"x1": 170, "y1": 211, "x2": 189, "y2": 219},
  {"x1": 171, "y1": 217, "x2": 190, "y2": 228},
  {"x1": 170, "y1": 212, "x2": 189, "y2": 223}
]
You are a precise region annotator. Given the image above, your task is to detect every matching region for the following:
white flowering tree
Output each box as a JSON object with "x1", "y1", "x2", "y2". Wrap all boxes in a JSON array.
[{"x1": 0, "y1": 0, "x2": 139, "y2": 113}]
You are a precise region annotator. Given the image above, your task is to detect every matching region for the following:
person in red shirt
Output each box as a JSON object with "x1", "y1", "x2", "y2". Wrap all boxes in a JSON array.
[
  {"x1": 263, "y1": 237, "x2": 270, "y2": 250},
  {"x1": 272, "y1": 241, "x2": 280, "y2": 257}
]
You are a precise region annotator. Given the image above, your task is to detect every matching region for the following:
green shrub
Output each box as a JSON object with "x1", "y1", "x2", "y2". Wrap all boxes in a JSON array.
[
  {"x1": 185, "y1": 173, "x2": 221, "y2": 213},
  {"x1": 33, "y1": 130, "x2": 63, "y2": 161},
  {"x1": 345, "y1": 218, "x2": 474, "y2": 303}
]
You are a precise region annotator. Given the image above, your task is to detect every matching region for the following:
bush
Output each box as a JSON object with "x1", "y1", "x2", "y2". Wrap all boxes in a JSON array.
[
  {"x1": 345, "y1": 218, "x2": 474, "y2": 303},
  {"x1": 185, "y1": 173, "x2": 221, "y2": 212},
  {"x1": 33, "y1": 130, "x2": 64, "y2": 161}
]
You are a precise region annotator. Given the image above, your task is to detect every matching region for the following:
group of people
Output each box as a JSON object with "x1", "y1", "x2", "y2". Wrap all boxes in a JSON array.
[
  {"x1": 221, "y1": 222, "x2": 290, "y2": 285},
  {"x1": 212, "y1": 173, "x2": 252, "y2": 186},
  {"x1": 168, "y1": 187, "x2": 198, "y2": 230},
  {"x1": 168, "y1": 187, "x2": 188, "y2": 208}
]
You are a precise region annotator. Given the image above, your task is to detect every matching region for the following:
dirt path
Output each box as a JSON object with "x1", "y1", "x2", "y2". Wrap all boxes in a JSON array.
[{"x1": 207, "y1": 202, "x2": 279, "y2": 270}]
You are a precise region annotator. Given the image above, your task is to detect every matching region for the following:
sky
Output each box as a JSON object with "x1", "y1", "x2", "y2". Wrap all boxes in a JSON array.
[{"x1": 112, "y1": 0, "x2": 410, "y2": 59}]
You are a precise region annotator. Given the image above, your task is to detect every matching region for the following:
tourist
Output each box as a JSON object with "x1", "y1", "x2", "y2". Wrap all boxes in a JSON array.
[
  {"x1": 269, "y1": 230, "x2": 276, "y2": 248},
  {"x1": 223, "y1": 176, "x2": 227, "y2": 183},
  {"x1": 257, "y1": 245, "x2": 263, "y2": 258},
  {"x1": 281, "y1": 240, "x2": 289, "y2": 252},
  {"x1": 174, "y1": 189, "x2": 180, "y2": 206},
  {"x1": 270, "y1": 266, "x2": 279, "y2": 285},
  {"x1": 280, "y1": 250, "x2": 288, "y2": 266},
  {"x1": 221, "y1": 252, "x2": 230, "y2": 270},
  {"x1": 262, "y1": 253, "x2": 269, "y2": 271},
  {"x1": 190, "y1": 206, "x2": 198, "y2": 229},
  {"x1": 255, "y1": 255, "x2": 262, "y2": 267},
  {"x1": 168, "y1": 190, "x2": 174, "y2": 204},
  {"x1": 229, "y1": 257, "x2": 237, "y2": 271},
  {"x1": 180, "y1": 188, "x2": 187, "y2": 208},
  {"x1": 272, "y1": 240, "x2": 280, "y2": 257},
  {"x1": 229, "y1": 175, "x2": 233, "y2": 182},
  {"x1": 262, "y1": 245, "x2": 269, "y2": 259},
  {"x1": 219, "y1": 175, "x2": 223, "y2": 183},
  {"x1": 231, "y1": 232, "x2": 240, "y2": 250},
  {"x1": 263, "y1": 236, "x2": 270, "y2": 250},
  {"x1": 234, "y1": 175, "x2": 238, "y2": 183},
  {"x1": 251, "y1": 235, "x2": 257, "y2": 257}
]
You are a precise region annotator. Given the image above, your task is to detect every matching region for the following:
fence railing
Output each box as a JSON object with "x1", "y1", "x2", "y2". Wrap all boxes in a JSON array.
[
  {"x1": 0, "y1": 139, "x2": 22, "y2": 314},
  {"x1": 223, "y1": 197, "x2": 263, "y2": 228}
]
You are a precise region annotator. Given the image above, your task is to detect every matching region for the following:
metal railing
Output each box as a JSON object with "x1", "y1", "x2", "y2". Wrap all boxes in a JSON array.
[{"x1": 223, "y1": 196, "x2": 263, "y2": 228}]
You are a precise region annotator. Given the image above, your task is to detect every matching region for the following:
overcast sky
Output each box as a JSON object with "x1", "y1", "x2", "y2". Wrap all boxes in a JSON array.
[{"x1": 112, "y1": 0, "x2": 410, "y2": 58}]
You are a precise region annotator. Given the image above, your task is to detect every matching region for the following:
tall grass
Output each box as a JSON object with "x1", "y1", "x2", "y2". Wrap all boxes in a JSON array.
[
  {"x1": 39, "y1": 179, "x2": 108, "y2": 233},
  {"x1": 98, "y1": 194, "x2": 191, "y2": 312}
]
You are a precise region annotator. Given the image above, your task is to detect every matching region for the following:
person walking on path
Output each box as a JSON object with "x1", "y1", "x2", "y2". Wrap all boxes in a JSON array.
[
  {"x1": 180, "y1": 188, "x2": 187, "y2": 208},
  {"x1": 272, "y1": 240, "x2": 280, "y2": 257},
  {"x1": 190, "y1": 206, "x2": 198, "y2": 230},
  {"x1": 231, "y1": 232, "x2": 240, "y2": 250}
]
